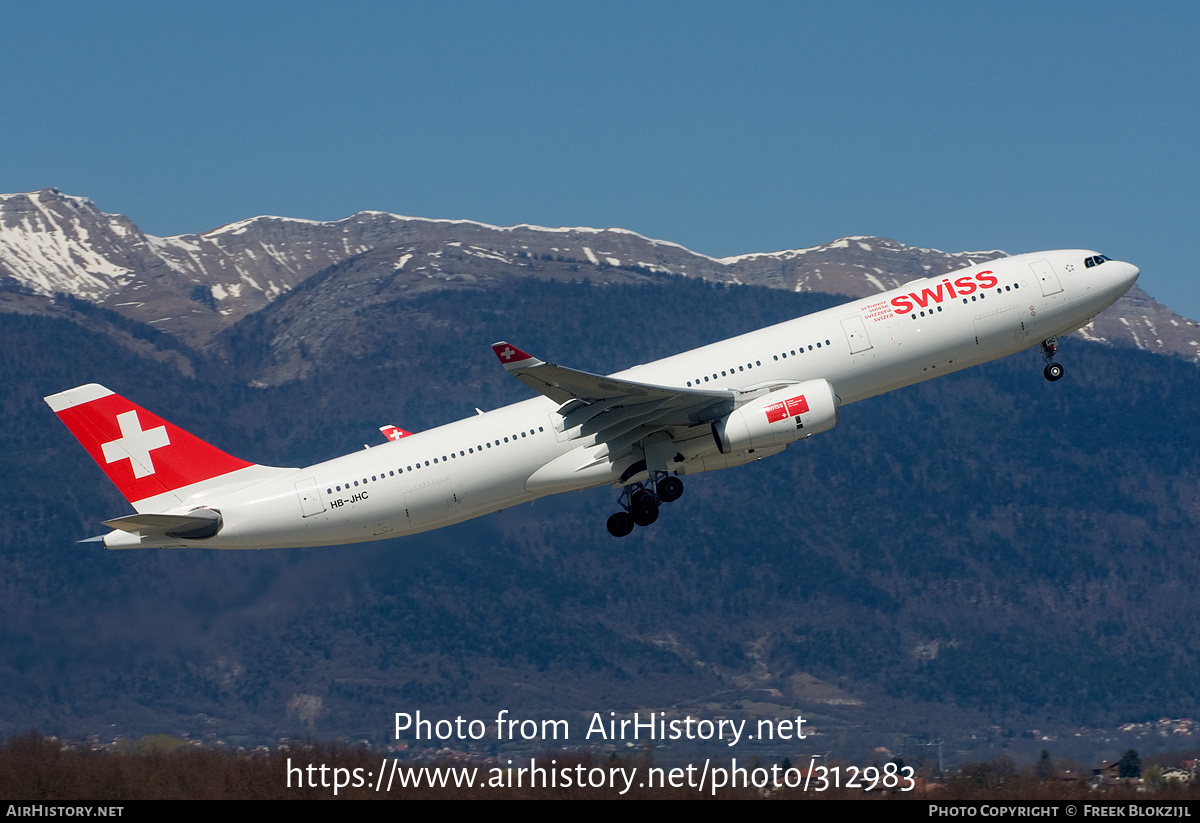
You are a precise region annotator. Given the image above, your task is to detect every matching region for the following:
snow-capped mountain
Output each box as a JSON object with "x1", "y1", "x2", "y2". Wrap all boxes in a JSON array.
[{"x1": 2, "y1": 188, "x2": 1196, "y2": 362}]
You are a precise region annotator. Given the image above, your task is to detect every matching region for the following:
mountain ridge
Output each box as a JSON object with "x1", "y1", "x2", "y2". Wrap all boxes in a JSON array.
[{"x1": 3, "y1": 188, "x2": 1196, "y2": 366}]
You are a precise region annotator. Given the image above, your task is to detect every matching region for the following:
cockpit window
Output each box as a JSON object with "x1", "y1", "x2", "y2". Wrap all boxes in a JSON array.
[{"x1": 1084, "y1": 254, "x2": 1113, "y2": 268}]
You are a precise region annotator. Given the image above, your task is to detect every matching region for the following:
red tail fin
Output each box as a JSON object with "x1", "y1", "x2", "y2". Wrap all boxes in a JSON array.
[{"x1": 45, "y1": 384, "x2": 253, "y2": 506}]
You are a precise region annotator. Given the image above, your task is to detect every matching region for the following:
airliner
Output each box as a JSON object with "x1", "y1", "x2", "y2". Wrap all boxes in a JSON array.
[{"x1": 46, "y1": 249, "x2": 1139, "y2": 547}]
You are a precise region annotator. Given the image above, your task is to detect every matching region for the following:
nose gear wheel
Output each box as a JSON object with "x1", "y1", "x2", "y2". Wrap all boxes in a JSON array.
[{"x1": 1041, "y1": 337, "x2": 1064, "y2": 382}]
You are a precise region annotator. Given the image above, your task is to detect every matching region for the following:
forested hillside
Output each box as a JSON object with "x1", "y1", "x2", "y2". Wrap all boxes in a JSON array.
[{"x1": 6, "y1": 275, "x2": 1200, "y2": 755}]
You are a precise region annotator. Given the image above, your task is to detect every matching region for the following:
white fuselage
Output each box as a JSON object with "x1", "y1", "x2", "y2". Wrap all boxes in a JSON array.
[{"x1": 111, "y1": 250, "x2": 1138, "y2": 549}]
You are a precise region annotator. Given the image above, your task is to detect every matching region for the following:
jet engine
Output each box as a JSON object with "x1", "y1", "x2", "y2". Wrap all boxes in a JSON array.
[{"x1": 711, "y1": 379, "x2": 839, "y2": 454}]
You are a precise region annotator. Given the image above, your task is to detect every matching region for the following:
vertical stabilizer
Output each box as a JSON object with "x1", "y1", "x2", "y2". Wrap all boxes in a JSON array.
[{"x1": 45, "y1": 384, "x2": 256, "y2": 510}]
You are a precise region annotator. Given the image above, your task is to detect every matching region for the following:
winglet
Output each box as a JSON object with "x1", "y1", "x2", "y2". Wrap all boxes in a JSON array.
[
  {"x1": 380, "y1": 425, "x2": 414, "y2": 442},
  {"x1": 491, "y1": 341, "x2": 543, "y2": 372}
]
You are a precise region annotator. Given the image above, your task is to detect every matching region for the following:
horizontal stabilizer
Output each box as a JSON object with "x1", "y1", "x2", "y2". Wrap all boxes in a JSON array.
[{"x1": 102, "y1": 509, "x2": 222, "y2": 539}]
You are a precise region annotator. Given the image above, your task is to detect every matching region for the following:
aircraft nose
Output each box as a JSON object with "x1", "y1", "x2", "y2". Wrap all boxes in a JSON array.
[{"x1": 1119, "y1": 261, "x2": 1140, "y2": 287}]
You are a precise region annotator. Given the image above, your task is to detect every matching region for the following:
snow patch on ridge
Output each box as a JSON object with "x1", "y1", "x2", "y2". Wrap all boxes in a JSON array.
[
  {"x1": 861, "y1": 272, "x2": 885, "y2": 292},
  {"x1": 0, "y1": 193, "x2": 134, "y2": 299}
]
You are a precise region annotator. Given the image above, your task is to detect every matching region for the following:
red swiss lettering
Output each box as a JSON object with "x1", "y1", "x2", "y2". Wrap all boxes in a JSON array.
[
  {"x1": 764, "y1": 401, "x2": 788, "y2": 423},
  {"x1": 954, "y1": 275, "x2": 977, "y2": 296},
  {"x1": 891, "y1": 269, "x2": 1003, "y2": 316},
  {"x1": 910, "y1": 283, "x2": 944, "y2": 309}
]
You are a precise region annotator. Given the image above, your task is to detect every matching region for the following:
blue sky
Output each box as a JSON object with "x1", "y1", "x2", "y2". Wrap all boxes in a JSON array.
[{"x1": 4, "y1": 2, "x2": 1198, "y2": 317}]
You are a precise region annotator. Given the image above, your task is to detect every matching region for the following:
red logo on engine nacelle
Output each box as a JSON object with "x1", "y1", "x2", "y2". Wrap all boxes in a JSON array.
[
  {"x1": 764, "y1": 394, "x2": 810, "y2": 423},
  {"x1": 890, "y1": 270, "x2": 999, "y2": 315}
]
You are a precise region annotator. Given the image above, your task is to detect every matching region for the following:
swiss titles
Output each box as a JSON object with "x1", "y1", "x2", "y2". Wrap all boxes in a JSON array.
[
  {"x1": 862, "y1": 299, "x2": 893, "y2": 324},
  {"x1": 890, "y1": 271, "x2": 998, "y2": 316}
]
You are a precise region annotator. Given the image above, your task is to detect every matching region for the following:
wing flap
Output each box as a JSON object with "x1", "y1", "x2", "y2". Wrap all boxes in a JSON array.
[{"x1": 490, "y1": 341, "x2": 741, "y2": 465}]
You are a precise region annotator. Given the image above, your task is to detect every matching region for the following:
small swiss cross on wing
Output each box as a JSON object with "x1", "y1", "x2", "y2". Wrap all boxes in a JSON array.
[{"x1": 491, "y1": 342, "x2": 534, "y2": 368}]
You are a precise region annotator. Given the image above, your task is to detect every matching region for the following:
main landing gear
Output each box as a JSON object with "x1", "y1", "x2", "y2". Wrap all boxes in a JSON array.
[
  {"x1": 606, "y1": 474, "x2": 684, "y2": 537},
  {"x1": 1041, "y1": 337, "x2": 1064, "y2": 382}
]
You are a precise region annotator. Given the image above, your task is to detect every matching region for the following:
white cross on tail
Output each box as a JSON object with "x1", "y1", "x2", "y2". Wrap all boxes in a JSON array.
[{"x1": 101, "y1": 411, "x2": 170, "y2": 478}]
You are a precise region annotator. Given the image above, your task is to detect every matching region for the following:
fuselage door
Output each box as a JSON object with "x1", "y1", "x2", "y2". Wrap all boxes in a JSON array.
[
  {"x1": 840, "y1": 316, "x2": 873, "y2": 354},
  {"x1": 294, "y1": 478, "x2": 326, "y2": 518},
  {"x1": 1029, "y1": 259, "x2": 1063, "y2": 297}
]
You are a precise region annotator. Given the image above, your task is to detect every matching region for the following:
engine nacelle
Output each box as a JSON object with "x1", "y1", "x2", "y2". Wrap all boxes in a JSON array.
[{"x1": 711, "y1": 379, "x2": 839, "y2": 454}]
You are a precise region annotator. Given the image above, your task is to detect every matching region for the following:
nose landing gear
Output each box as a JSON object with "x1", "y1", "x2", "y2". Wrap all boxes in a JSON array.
[
  {"x1": 606, "y1": 473, "x2": 684, "y2": 536},
  {"x1": 1041, "y1": 337, "x2": 1064, "y2": 382}
]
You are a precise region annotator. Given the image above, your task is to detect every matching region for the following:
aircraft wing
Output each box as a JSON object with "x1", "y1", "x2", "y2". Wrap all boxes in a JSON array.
[{"x1": 490, "y1": 341, "x2": 736, "y2": 437}]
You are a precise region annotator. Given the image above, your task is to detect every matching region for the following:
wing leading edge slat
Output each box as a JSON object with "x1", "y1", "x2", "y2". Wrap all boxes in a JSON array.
[{"x1": 491, "y1": 341, "x2": 734, "y2": 421}]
